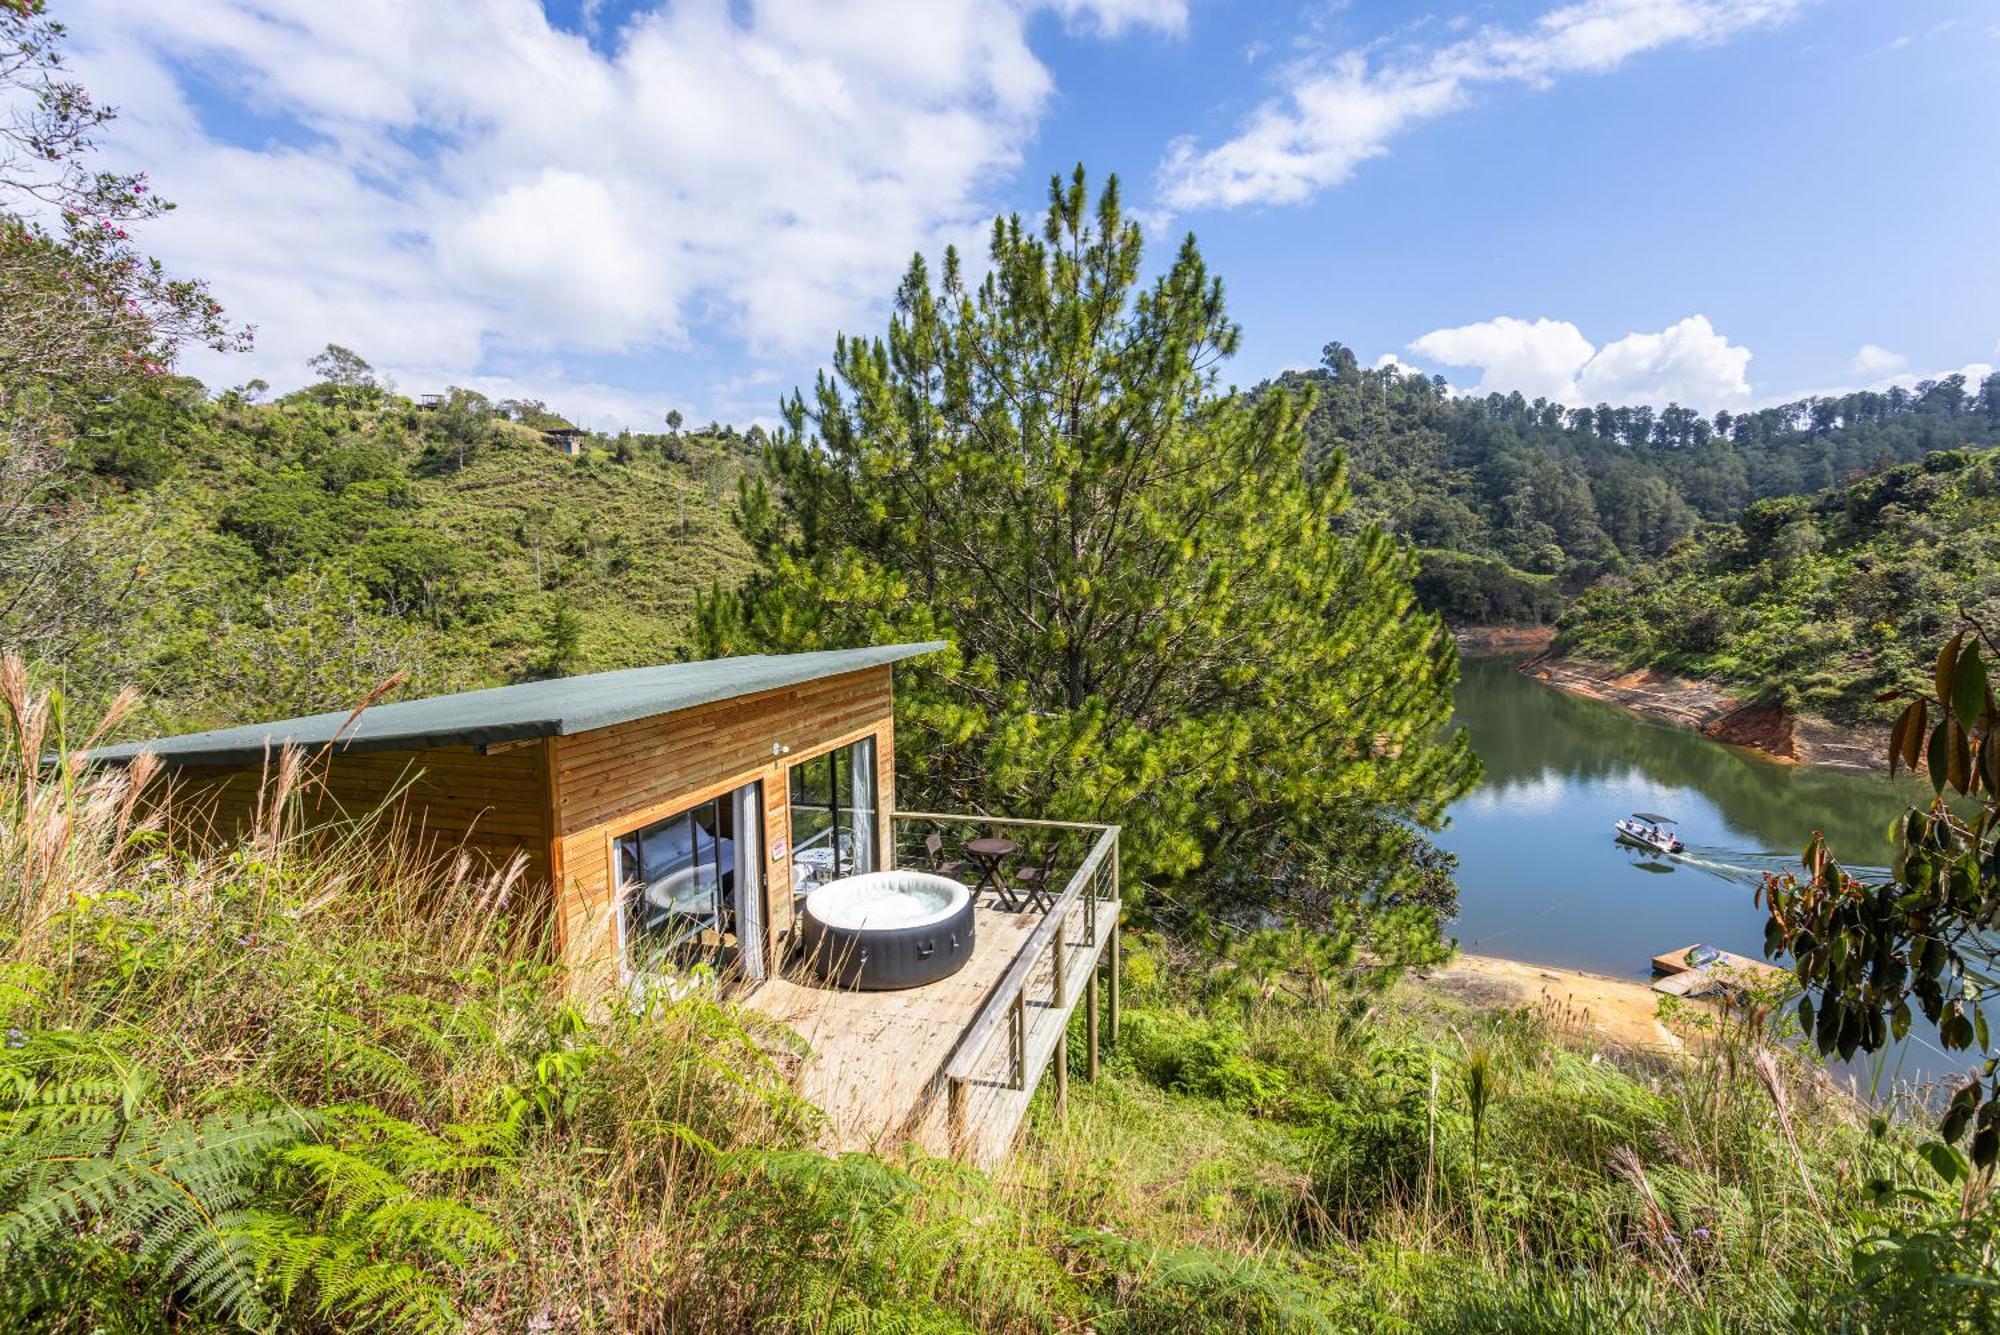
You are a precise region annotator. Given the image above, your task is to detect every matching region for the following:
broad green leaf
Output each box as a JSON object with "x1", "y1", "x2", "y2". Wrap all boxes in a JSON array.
[
  {"x1": 1919, "y1": 1139, "x2": 1969, "y2": 1184},
  {"x1": 1890, "y1": 699, "x2": 1923, "y2": 776},
  {"x1": 1928, "y1": 719, "x2": 1950, "y2": 793},
  {"x1": 1954, "y1": 640, "x2": 1988, "y2": 727},
  {"x1": 1937, "y1": 631, "x2": 1965, "y2": 706},
  {"x1": 1948, "y1": 720, "x2": 1972, "y2": 795}
]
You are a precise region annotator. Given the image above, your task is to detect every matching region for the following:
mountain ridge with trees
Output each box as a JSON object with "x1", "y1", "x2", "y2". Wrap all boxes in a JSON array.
[
  {"x1": 1558, "y1": 444, "x2": 2000, "y2": 727},
  {"x1": 1268, "y1": 342, "x2": 2000, "y2": 624}
]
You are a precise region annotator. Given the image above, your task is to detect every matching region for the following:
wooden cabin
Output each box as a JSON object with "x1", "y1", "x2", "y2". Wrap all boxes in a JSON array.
[{"x1": 83, "y1": 645, "x2": 1122, "y2": 1164}]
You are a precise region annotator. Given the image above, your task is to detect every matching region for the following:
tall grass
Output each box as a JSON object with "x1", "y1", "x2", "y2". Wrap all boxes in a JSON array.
[{"x1": 1, "y1": 659, "x2": 1990, "y2": 1331}]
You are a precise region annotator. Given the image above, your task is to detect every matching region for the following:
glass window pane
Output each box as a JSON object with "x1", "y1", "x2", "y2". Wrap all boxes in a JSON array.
[
  {"x1": 619, "y1": 804, "x2": 724, "y2": 974},
  {"x1": 790, "y1": 750, "x2": 832, "y2": 807},
  {"x1": 842, "y1": 736, "x2": 877, "y2": 874}
]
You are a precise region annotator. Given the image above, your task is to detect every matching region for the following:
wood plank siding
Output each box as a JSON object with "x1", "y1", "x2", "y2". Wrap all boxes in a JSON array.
[
  {"x1": 549, "y1": 665, "x2": 895, "y2": 980},
  {"x1": 160, "y1": 742, "x2": 552, "y2": 885},
  {"x1": 149, "y1": 664, "x2": 899, "y2": 983}
]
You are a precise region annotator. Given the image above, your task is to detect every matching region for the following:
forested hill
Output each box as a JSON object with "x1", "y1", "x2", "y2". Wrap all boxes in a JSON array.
[
  {"x1": 45, "y1": 342, "x2": 2000, "y2": 736},
  {"x1": 50, "y1": 376, "x2": 760, "y2": 738},
  {"x1": 1559, "y1": 445, "x2": 2000, "y2": 725},
  {"x1": 1265, "y1": 343, "x2": 2000, "y2": 624}
]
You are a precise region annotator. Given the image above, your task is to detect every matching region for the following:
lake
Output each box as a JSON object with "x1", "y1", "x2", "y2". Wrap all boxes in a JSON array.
[{"x1": 1439, "y1": 653, "x2": 1953, "y2": 1087}]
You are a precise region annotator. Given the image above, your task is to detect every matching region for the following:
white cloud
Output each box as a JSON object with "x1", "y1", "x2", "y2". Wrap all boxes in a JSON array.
[
  {"x1": 1160, "y1": 0, "x2": 1806, "y2": 209},
  {"x1": 1409, "y1": 313, "x2": 1754, "y2": 407},
  {"x1": 1046, "y1": 0, "x2": 1189, "y2": 36},
  {"x1": 1874, "y1": 360, "x2": 1997, "y2": 396},
  {"x1": 1579, "y1": 316, "x2": 1752, "y2": 404},
  {"x1": 1757, "y1": 356, "x2": 1997, "y2": 410},
  {"x1": 1850, "y1": 343, "x2": 1907, "y2": 376},
  {"x1": 1408, "y1": 316, "x2": 1596, "y2": 401},
  {"x1": 65, "y1": 0, "x2": 1180, "y2": 420}
]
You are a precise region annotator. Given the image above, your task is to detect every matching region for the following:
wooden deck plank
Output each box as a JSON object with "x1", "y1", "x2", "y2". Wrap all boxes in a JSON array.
[
  {"x1": 741, "y1": 899, "x2": 1042, "y2": 1152},
  {"x1": 1651, "y1": 944, "x2": 1789, "y2": 986},
  {"x1": 1651, "y1": 969, "x2": 1722, "y2": 997}
]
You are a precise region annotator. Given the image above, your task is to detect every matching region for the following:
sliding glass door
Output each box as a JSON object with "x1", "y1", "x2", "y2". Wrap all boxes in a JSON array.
[
  {"x1": 617, "y1": 780, "x2": 764, "y2": 979},
  {"x1": 788, "y1": 736, "x2": 877, "y2": 897}
]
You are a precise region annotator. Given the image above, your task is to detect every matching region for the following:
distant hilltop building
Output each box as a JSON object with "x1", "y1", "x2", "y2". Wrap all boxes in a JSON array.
[{"x1": 544, "y1": 426, "x2": 588, "y2": 456}]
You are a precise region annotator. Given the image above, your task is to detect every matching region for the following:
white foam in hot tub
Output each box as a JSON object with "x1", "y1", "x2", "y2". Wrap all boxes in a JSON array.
[{"x1": 805, "y1": 871, "x2": 968, "y2": 931}]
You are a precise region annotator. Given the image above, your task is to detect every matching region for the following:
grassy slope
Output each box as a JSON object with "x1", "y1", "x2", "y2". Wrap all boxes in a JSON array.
[
  {"x1": 69, "y1": 395, "x2": 757, "y2": 737},
  {"x1": 4, "y1": 692, "x2": 1986, "y2": 1333},
  {"x1": 405, "y1": 425, "x2": 756, "y2": 680},
  {"x1": 1558, "y1": 447, "x2": 2000, "y2": 726}
]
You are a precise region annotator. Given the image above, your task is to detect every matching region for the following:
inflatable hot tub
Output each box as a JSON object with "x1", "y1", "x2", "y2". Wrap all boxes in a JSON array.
[{"x1": 801, "y1": 870, "x2": 975, "y2": 990}]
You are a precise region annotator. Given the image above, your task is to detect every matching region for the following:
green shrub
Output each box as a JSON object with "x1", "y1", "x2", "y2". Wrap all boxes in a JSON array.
[
  {"x1": 1119, "y1": 1010, "x2": 1290, "y2": 1112},
  {"x1": 1075, "y1": 1232, "x2": 1340, "y2": 1334}
]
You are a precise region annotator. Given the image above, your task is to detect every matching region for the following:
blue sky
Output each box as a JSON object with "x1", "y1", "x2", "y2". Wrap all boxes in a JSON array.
[{"x1": 70, "y1": 0, "x2": 2000, "y2": 428}]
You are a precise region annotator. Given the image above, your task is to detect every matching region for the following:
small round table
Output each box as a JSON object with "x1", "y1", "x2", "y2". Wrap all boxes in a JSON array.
[{"x1": 963, "y1": 836, "x2": 1020, "y2": 908}]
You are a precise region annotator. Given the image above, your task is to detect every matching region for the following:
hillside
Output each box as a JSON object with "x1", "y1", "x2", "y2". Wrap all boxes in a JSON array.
[
  {"x1": 1266, "y1": 345, "x2": 2000, "y2": 624},
  {"x1": 1558, "y1": 446, "x2": 2000, "y2": 725},
  {"x1": 53, "y1": 380, "x2": 760, "y2": 738},
  {"x1": 4, "y1": 709, "x2": 1974, "y2": 1333}
]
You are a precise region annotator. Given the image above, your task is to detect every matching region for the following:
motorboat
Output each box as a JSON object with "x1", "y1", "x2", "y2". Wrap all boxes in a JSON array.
[{"x1": 1614, "y1": 811, "x2": 1684, "y2": 855}]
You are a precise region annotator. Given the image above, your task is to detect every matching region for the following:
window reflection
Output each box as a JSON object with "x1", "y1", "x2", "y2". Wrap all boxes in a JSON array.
[
  {"x1": 618, "y1": 788, "x2": 753, "y2": 975},
  {"x1": 788, "y1": 736, "x2": 877, "y2": 898}
]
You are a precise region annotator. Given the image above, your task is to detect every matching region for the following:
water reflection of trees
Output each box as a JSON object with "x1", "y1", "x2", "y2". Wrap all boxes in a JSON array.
[{"x1": 1453, "y1": 657, "x2": 1919, "y2": 857}]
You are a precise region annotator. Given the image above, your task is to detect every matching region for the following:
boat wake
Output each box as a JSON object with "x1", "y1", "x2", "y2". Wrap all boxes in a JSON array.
[{"x1": 1647, "y1": 844, "x2": 1892, "y2": 889}]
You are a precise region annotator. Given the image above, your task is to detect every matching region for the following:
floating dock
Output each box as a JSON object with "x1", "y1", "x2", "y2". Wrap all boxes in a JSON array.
[{"x1": 1650, "y1": 944, "x2": 1791, "y2": 997}]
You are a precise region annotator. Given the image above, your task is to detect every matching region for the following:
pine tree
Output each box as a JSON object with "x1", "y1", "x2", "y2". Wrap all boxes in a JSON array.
[{"x1": 702, "y1": 168, "x2": 1475, "y2": 930}]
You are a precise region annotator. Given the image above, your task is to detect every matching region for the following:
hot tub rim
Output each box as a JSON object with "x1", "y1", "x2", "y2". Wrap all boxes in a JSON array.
[{"x1": 803, "y1": 869, "x2": 970, "y2": 933}]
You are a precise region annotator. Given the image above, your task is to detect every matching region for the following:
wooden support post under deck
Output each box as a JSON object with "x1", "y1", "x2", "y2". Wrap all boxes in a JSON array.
[
  {"x1": 1053, "y1": 1016, "x2": 1068, "y2": 1116},
  {"x1": 1086, "y1": 965, "x2": 1100, "y2": 1081},
  {"x1": 1108, "y1": 914, "x2": 1121, "y2": 1044},
  {"x1": 947, "y1": 1078, "x2": 967, "y2": 1156},
  {"x1": 1052, "y1": 918, "x2": 1068, "y2": 1008},
  {"x1": 1009, "y1": 992, "x2": 1026, "y2": 1089},
  {"x1": 1108, "y1": 838, "x2": 1121, "y2": 1042}
]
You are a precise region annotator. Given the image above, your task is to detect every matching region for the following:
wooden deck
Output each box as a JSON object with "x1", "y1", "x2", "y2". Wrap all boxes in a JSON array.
[
  {"x1": 1650, "y1": 944, "x2": 1791, "y2": 997},
  {"x1": 741, "y1": 814, "x2": 1121, "y2": 1167},
  {"x1": 741, "y1": 897, "x2": 1041, "y2": 1153}
]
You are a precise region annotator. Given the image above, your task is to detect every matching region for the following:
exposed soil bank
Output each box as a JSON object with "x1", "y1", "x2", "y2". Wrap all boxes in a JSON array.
[
  {"x1": 1452, "y1": 624, "x2": 1557, "y2": 655},
  {"x1": 1416, "y1": 952, "x2": 1680, "y2": 1052},
  {"x1": 1518, "y1": 654, "x2": 1887, "y2": 772}
]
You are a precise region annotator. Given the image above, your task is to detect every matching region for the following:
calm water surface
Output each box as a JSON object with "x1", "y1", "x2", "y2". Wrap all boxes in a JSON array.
[{"x1": 1439, "y1": 655, "x2": 1954, "y2": 1086}]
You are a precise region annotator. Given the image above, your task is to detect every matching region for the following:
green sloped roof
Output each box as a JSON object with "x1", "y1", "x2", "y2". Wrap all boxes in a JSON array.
[{"x1": 83, "y1": 643, "x2": 947, "y2": 769}]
